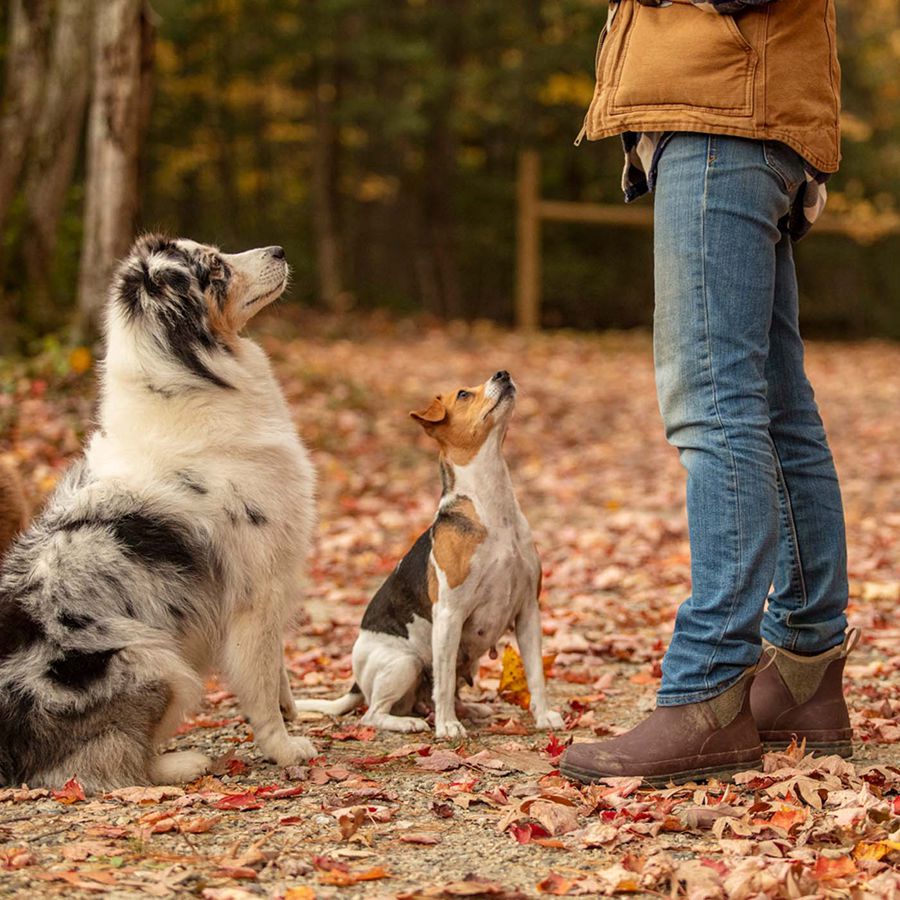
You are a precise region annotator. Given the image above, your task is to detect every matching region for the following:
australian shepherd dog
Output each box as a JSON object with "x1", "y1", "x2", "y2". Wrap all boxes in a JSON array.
[{"x1": 0, "y1": 235, "x2": 316, "y2": 792}]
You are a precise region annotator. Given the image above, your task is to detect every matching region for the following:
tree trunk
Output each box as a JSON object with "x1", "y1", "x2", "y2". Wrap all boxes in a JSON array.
[
  {"x1": 0, "y1": 0, "x2": 52, "y2": 234},
  {"x1": 418, "y1": 0, "x2": 464, "y2": 319},
  {"x1": 311, "y1": 70, "x2": 345, "y2": 310},
  {"x1": 21, "y1": 0, "x2": 93, "y2": 327},
  {"x1": 310, "y1": 3, "x2": 346, "y2": 312},
  {"x1": 75, "y1": 0, "x2": 147, "y2": 335}
]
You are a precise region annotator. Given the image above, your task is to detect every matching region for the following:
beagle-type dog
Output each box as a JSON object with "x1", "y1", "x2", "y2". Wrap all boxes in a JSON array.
[{"x1": 297, "y1": 371, "x2": 563, "y2": 738}]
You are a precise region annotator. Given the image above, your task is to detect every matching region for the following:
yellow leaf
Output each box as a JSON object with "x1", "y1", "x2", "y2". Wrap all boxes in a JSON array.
[
  {"x1": 68, "y1": 346, "x2": 92, "y2": 375},
  {"x1": 498, "y1": 647, "x2": 555, "y2": 711},
  {"x1": 499, "y1": 646, "x2": 531, "y2": 710},
  {"x1": 853, "y1": 840, "x2": 900, "y2": 862},
  {"x1": 285, "y1": 888, "x2": 316, "y2": 900}
]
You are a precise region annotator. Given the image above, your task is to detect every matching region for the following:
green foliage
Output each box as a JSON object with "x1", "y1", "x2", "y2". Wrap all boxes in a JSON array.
[{"x1": 3, "y1": 0, "x2": 900, "y2": 340}]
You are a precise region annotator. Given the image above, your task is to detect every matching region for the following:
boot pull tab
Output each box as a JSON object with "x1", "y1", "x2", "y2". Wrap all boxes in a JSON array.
[{"x1": 843, "y1": 627, "x2": 862, "y2": 655}]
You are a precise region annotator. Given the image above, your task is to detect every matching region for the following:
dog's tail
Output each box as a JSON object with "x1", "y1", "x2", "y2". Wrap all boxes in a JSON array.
[{"x1": 294, "y1": 683, "x2": 363, "y2": 716}]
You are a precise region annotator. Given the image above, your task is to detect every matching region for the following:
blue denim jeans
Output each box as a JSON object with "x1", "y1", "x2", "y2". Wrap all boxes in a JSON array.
[{"x1": 653, "y1": 133, "x2": 848, "y2": 706}]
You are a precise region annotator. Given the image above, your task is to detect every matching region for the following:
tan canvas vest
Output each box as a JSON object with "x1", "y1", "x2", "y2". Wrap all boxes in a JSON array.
[{"x1": 579, "y1": 0, "x2": 841, "y2": 172}]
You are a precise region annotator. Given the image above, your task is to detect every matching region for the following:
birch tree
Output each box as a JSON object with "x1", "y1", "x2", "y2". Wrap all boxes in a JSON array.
[
  {"x1": 21, "y1": 0, "x2": 92, "y2": 320},
  {"x1": 76, "y1": 0, "x2": 154, "y2": 333}
]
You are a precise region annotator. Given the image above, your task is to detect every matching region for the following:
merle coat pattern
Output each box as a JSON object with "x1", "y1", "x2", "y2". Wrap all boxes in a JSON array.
[{"x1": 0, "y1": 235, "x2": 316, "y2": 792}]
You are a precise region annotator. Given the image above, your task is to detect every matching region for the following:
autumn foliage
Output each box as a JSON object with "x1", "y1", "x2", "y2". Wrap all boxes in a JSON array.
[{"x1": 0, "y1": 314, "x2": 897, "y2": 897}]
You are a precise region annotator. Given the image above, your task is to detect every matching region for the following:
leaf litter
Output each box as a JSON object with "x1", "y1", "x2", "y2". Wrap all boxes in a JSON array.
[{"x1": 0, "y1": 313, "x2": 897, "y2": 897}]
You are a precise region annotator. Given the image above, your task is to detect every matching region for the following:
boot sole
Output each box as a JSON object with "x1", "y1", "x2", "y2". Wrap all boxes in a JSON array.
[
  {"x1": 559, "y1": 755, "x2": 762, "y2": 789},
  {"x1": 761, "y1": 739, "x2": 853, "y2": 759}
]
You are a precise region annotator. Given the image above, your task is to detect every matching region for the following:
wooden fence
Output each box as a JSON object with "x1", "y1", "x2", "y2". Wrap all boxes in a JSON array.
[{"x1": 515, "y1": 149, "x2": 900, "y2": 330}]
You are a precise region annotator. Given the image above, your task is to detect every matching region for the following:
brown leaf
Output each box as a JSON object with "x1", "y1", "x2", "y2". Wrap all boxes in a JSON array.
[{"x1": 398, "y1": 831, "x2": 442, "y2": 845}]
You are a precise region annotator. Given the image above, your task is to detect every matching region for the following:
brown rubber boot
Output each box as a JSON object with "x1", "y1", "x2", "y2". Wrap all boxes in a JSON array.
[
  {"x1": 749, "y1": 630, "x2": 858, "y2": 759},
  {"x1": 560, "y1": 667, "x2": 762, "y2": 787}
]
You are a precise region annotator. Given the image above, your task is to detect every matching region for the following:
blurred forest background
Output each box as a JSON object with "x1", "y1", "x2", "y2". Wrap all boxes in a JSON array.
[{"x1": 1, "y1": 0, "x2": 899, "y2": 354}]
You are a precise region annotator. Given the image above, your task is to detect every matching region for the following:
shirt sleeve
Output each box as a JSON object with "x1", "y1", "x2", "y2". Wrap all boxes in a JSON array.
[
  {"x1": 692, "y1": 0, "x2": 781, "y2": 13},
  {"x1": 636, "y1": 0, "x2": 780, "y2": 12}
]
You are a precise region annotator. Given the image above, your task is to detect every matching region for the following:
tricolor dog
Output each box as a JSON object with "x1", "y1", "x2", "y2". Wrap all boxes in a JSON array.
[
  {"x1": 0, "y1": 235, "x2": 316, "y2": 792},
  {"x1": 296, "y1": 372, "x2": 563, "y2": 737}
]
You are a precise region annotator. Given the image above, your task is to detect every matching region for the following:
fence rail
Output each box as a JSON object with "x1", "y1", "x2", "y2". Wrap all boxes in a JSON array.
[{"x1": 515, "y1": 149, "x2": 900, "y2": 330}]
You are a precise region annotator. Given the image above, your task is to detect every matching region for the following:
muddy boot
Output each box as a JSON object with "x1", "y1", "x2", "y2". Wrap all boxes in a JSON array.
[
  {"x1": 749, "y1": 630, "x2": 858, "y2": 759},
  {"x1": 560, "y1": 667, "x2": 762, "y2": 788}
]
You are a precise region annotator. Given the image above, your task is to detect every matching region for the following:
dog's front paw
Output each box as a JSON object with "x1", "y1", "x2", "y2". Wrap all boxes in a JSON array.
[
  {"x1": 534, "y1": 709, "x2": 565, "y2": 730},
  {"x1": 435, "y1": 719, "x2": 467, "y2": 740},
  {"x1": 267, "y1": 736, "x2": 317, "y2": 766},
  {"x1": 149, "y1": 750, "x2": 212, "y2": 785}
]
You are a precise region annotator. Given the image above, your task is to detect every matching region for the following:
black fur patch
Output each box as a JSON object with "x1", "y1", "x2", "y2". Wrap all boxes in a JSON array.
[
  {"x1": 108, "y1": 512, "x2": 197, "y2": 571},
  {"x1": 118, "y1": 266, "x2": 146, "y2": 320},
  {"x1": 177, "y1": 471, "x2": 208, "y2": 495},
  {"x1": 440, "y1": 459, "x2": 455, "y2": 496},
  {"x1": 0, "y1": 597, "x2": 46, "y2": 658},
  {"x1": 434, "y1": 495, "x2": 481, "y2": 535},
  {"x1": 58, "y1": 611, "x2": 94, "y2": 630},
  {"x1": 146, "y1": 382, "x2": 177, "y2": 398},
  {"x1": 360, "y1": 530, "x2": 434, "y2": 638},
  {"x1": 157, "y1": 293, "x2": 233, "y2": 390},
  {"x1": 166, "y1": 597, "x2": 188, "y2": 621},
  {"x1": 243, "y1": 502, "x2": 267, "y2": 526},
  {"x1": 47, "y1": 647, "x2": 118, "y2": 689},
  {"x1": 58, "y1": 511, "x2": 198, "y2": 574}
]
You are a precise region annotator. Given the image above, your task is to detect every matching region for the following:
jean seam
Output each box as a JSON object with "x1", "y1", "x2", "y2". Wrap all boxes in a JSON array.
[
  {"x1": 770, "y1": 440, "x2": 809, "y2": 652},
  {"x1": 698, "y1": 135, "x2": 745, "y2": 696}
]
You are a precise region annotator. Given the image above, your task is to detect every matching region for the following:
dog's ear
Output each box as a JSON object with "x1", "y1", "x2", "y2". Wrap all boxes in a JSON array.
[
  {"x1": 116, "y1": 233, "x2": 185, "y2": 316},
  {"x1": 410, "y1": 396, "x2": 447, "y2": 427}
]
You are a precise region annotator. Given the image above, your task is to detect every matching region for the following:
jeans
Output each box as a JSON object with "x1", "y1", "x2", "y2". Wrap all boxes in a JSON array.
[{"x1": 653, "y1": 133, "x2": 848, "y2": 706}]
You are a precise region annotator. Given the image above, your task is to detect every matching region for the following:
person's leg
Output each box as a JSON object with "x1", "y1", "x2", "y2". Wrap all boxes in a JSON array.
[
  {"x1": 762, "y1": 230, "x2": 848, "y2": 651},
  {"x1": 561, "y1": 133, "x2": 798, "y2": 785},
  {"x1": 653, "y1": 133, "x2": 794, "y2": 705},
  {"x1": 747, "y1": 213, "x2": 854, "y2": 758}
]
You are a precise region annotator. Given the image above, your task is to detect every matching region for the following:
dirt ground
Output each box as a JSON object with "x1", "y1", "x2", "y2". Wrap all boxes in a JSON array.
[{"x1": 0, "y1": 314, "x2": 898, "y2": 898}]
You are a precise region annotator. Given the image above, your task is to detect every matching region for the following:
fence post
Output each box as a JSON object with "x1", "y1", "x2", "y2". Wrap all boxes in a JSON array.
[{"x1": 516, "y1": 149, "x2": 541, "y2": 331}]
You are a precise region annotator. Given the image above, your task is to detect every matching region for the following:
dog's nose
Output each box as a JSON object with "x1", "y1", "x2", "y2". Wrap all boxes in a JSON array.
[
  {"x1": 267, "y1": 246, "x2": 285, "y2": 260},
  {"x1": 493, "y1": 370, "x2": 510, "y2": 382}
]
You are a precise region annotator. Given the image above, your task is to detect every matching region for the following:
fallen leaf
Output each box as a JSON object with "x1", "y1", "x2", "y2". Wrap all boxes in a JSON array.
[
  {"x1": 814, "y1": 854, "x2": 857, "y2": 881},
  {"x1": 214, "y1": 791, "x2": 264, "y2": 811},
  {"x1": 51, "y1": 776, "x2": 85, "y2": 804},
  {"x1": 106, "y1": 785, "x2": 185, "y2": 804},
  {"x1": 536, "y1": 873, "x2": 574, "y2": 895},
  {"x1": 318, "y1": 865, "x2": 391, "y2": 886},
  {"x1": 853, "y1": 840, "x2": 900, "y2": 862},
  {"x1": 284, "y1": 888, "x2": 316, "y2": 900},
  {"x1": 330, "y1": 725, "x2": 377, "y2": 741},
  {"x1": 1, "y1": 847, "x2": 36, "y2": 870},
  {"x1": 399, "y1": 831, "x2": 442, "y2": 844}
]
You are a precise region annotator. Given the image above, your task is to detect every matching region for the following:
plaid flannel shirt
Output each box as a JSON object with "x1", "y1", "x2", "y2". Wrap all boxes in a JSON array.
[{"x1": 608, "y1": 0, "x2": 831, "y2": 240}]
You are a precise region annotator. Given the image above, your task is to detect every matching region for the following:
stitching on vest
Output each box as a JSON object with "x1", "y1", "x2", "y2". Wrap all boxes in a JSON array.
[{"x1": 609, "y1": 4, "x2": 758, "y2": 116}]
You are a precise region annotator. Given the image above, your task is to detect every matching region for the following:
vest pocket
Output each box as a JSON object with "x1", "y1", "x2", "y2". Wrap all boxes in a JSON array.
[{"x1": 610, "y1": 2, "x2": 758, "y2": 116}]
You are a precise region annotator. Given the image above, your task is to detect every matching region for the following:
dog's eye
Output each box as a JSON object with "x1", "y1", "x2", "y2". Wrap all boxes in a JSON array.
[{"x1": 457, "y1": 390, "x2": 471, "y2": 401}]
